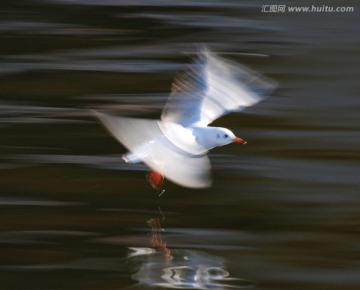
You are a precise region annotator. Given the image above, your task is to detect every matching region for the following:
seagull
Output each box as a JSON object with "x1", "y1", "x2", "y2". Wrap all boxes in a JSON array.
[{"x1": 93, "y1": 47, "x2": 275, "y2": 190}]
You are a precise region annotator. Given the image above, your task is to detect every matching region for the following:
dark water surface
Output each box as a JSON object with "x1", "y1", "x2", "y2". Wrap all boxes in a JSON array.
[{"x1": 1, "y1": 1, "x2": 359, "y2": 289}]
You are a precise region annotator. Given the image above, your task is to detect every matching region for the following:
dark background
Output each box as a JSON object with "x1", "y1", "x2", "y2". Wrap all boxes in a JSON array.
[{"x1": 0, "y1": 1, "x2": 359, "y2": 289}]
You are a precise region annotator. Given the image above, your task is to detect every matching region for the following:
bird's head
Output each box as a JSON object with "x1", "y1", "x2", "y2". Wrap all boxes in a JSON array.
[{"x1": 213, "y1": 127, "x2": 247, "y2": 147}]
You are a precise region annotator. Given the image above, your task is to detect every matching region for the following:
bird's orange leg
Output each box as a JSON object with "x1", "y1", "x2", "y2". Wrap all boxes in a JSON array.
[{"x1": 146, "y1": 170, "x2": 165, "y2": 195}]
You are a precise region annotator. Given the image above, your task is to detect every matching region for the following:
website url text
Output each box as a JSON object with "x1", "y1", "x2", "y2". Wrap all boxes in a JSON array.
[{"x1": 261, "y1": 5, "x2": 354, "y2": 13}]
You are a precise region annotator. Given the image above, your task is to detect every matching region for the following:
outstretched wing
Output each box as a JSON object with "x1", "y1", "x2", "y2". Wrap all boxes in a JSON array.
[
  {"x1": 93, "y1": 111, "x2": 211, "y2": 188},
  {"x1": 161, "y1": 48, "x2": 276, "y2": 126}
]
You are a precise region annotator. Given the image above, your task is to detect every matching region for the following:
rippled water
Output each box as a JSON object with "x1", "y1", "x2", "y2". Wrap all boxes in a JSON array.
[{"x1": 1, "y1": 1, "x2": 359, "y2": 289}]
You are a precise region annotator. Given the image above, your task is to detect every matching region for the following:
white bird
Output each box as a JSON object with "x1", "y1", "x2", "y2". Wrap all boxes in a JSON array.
[{"x1": 93, "y1": 47, "x2": 276, "y2": 189}]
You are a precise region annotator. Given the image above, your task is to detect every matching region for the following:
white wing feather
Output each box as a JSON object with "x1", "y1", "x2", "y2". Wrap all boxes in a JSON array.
[
  {"x1": 161, "y1": 48, "x2": 276, "y2": 126},
  {"x1": 93, "y1": 111, "x2": 211, "y2": 188}
]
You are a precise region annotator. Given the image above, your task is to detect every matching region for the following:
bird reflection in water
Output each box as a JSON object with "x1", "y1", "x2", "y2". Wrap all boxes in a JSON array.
[
  {"x1": 127, "y1": 215, "x2": 251, "y2": 289},
  {"x1": 147, "y1": 217, "x2": 171, "y2": 260}
]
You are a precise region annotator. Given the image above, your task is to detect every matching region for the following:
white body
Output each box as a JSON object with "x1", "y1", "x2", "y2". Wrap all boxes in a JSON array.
[{"x1": 94, "y1": 48, "x2": 276, "y2": 188}]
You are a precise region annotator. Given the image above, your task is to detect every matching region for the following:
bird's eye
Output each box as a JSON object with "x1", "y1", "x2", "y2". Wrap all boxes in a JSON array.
[{"x1": 224, "y1": 134, "x2": 229, "y2": 138}]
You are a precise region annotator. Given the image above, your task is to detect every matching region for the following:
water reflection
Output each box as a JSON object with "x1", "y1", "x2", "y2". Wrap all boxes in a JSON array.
[{"x1": 128, "y1": 215, "x2": 251, "y2": 289}]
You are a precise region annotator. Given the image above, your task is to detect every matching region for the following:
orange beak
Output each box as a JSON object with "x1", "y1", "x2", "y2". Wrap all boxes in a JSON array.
[{"x1": 233, "y1": 137, "x2": 247, "y2": 145}]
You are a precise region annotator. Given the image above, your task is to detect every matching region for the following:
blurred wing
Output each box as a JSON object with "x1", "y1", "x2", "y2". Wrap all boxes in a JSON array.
[
  {"x1": 93, "y1": 111, "x2": 211, "y2": 188},
  {"x1": 161, "y1": 48, "x2": 276, "y2": 126},
  {"x1": 161, "y1": 51, "x2": 208, "y2": 126}
]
